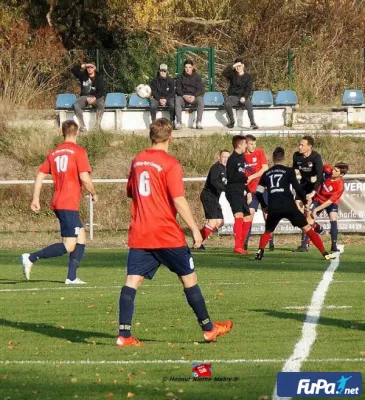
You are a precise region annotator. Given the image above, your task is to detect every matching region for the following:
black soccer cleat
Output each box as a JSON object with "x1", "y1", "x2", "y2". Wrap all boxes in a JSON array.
[
  {"x1": 292, "y1": 245, "x2": 308, "y2": 253},
  {"x1": 331, "y1": 246, "x2": 340, "y2": 253},
  {"x1": 196, "y1": 244, "x2": 206, "y2": 250},
  {"x1": 254, "y1": 249, "x2": 264, "y2": 261}
]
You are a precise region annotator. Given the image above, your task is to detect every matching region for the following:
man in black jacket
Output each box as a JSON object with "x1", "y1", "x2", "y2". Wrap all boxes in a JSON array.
[
  {"x1": 292, "y1": 135, "x2": 324, "y2": 252},
  {"x1": 71, "y1": 62, "x2": 105, "y2": 131},
  {"x1": 199, "y1": 149, "x2": 230, "y2": 249},
  {"x1": 175, "y1": 59, "x2": 205, "y2": 130},
  {"x1": 254, "y1": 147, "x2": 335, "y2": 261},
  {"x1": 150, "y1": 64, "x2": 175, "y2": 123},
  {"x1": 223, "y1": 58, "x2": 258, "y2": 130}
]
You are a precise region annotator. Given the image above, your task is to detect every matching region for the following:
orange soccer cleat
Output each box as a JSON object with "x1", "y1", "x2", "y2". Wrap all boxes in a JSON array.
[
  {"x1": 116, "y1": 336, "x2": 144, "y2": 347},
  {"x1": 203, "y1": 320, "x2": 233, "y2": 343}
]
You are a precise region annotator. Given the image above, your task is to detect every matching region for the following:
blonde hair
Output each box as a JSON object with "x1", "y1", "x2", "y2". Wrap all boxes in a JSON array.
[
  {"x1": 62, "y1": 120, "x2": 78, "y2": 137},
  {"x1": 149, "y1": 118, "x2": 173, "y2": 143}
]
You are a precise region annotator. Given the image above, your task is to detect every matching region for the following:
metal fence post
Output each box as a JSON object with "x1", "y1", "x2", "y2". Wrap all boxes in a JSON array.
[
  {"x1": 88, "y1": 194, "x2": 94, "y2": 241},
  {"x1": 288, "y1": 48, "x2": 294, "y2": 89}
]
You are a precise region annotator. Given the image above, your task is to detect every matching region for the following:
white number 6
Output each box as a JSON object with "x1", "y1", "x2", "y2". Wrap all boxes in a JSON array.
[{"x1": 138, "y1": 171, "x2": 151, "y2": 196}]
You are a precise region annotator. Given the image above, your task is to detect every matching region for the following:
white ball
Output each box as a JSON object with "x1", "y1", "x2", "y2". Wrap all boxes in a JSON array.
[{"x1": 136, "y1": 84, "x2": 152, "y2": 99}]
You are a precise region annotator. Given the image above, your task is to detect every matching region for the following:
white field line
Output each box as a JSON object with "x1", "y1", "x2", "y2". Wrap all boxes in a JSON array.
[
  {"x1": 0, "y1": 358, "x2": 364, "y2": 366},
  {"x1": 272, "y1": 245, "x2": 344, "y2": 400},
  {"x1": 0, "y1": 278, "x2": 362, "y2": 293}
]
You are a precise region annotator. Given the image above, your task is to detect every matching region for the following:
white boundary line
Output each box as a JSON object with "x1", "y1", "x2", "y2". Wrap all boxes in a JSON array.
[
  {"x1": 0, "y1": 358, "x2": 364, "y2": 366},
  {"x1": 283, "y1": 305, "x2": 352, "y2": 310},
  {"x1": 272, "y1": 245, "x2": 344, "y2": 400},
  {"x1": 0, "y1": 278, "x2": 362, "y2": 293}
]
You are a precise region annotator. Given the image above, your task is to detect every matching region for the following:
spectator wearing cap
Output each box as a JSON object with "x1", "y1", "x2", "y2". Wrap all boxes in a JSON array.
[
  {"x1": 71, "y1": 61, "x2": 106, "y2": 131},
  {"x1": 175, "y1": 59, "x2": 205, "y2": 130},
  {"x1": 222, "y1": 57, "x2": 258, "y2": 130},
  {"x1": 149, "y1": 64, "x2": 175, "y2": 123}
]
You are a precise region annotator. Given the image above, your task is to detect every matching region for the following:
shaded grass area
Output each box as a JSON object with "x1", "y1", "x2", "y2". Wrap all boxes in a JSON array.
[{"x1": 0, "y1": 247, "x2": 364, "y2": 399}]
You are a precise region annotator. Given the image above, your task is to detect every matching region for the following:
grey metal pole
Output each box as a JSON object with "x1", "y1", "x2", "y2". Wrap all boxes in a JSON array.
[{"x1": 88, "y1": 194, "x2": 94, "y2": 241}]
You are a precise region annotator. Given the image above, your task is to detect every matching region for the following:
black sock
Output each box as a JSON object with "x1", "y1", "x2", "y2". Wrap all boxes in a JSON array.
[
  {"x1": 330, "y1": 221, "x2": 338, "y2": 248},
  {"x1": 244, "y1": 225, "x2": 252, "y2": 247},
  {"x1": 184, "y1": 285, "x2": 213, "y2": 331},
  {"x1": 67, "y1": 244, "x2": 85, "y2": 280},
  {"x1": 301, "y1": 232, "x2": 308, "y2": 248},
  {"x1": 118, "y1": 286, "x2": 136, "y2": 338},
  {"x1": 29, "y1": 243, "x2": 67, "y2": 263}
]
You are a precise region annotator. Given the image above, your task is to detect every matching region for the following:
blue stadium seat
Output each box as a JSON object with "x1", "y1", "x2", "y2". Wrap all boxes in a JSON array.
[
  {"x1": 128, "y1": 93, "x2": 150, "y2": 108},
  {"x1": 55, "y1": 94, "x2": 77, "y2": 109},
  {"x1": 105, "y1": 93, "x2": 127, "y2": 109},
  {"x1": 342, "y1": 89, "x2": 364, "y2": 106},
  {"x1": 275, "y1": 90, "x2": 298, "y2": 106},
  {"x1": 251, "y1": 90, "x2": 273, "y2": 107},
  {"x1": 204, "y1": 91, "x2": 224, "y2": 107}
]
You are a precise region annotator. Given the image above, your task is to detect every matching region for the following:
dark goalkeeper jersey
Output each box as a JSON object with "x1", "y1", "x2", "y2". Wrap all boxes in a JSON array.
[
  {"x1": 226, "y1": 151, "x2": 248, "y2": 194},
  {"x1": 257, "y1": 164, "x2": 307, "y2": 210},
  {"x1": 202, "y1": 161, "x2": 227, "y2": 198}
]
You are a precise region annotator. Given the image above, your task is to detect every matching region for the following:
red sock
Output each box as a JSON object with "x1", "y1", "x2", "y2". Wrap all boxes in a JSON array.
[
  {"x1": 233, "y1": 218, "x2": 243, "y2": 249},
  {"x1": 241, "y1": 220, "x2": 252, "y2": 248},
  {"x1": 259, "y1": 232, "x2": 272, "y2": 249},
  {"x1": 200, "y1": 225, "x2": 217, "y2": 241},
  {"x1": 306, "y1": 228, "x2": 325, "y2": 254}
]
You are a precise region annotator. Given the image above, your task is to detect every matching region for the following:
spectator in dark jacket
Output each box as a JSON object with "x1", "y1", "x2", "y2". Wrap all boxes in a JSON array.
[
  {"x1": 223, "y1": 58, "x2": 258, "y2": 130},
  {"x1": 71, "y1": 61, "x2": 105, "y2": 131},
  {"x1": 175, "y1": 59, "x2": 205, "y2": 130},
  {"x1": 150, "y1": 64, "x2": 175, "y2": 123}
]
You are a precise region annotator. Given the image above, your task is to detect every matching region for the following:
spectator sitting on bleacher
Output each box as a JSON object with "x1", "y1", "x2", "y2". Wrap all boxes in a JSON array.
[
  {"x1": 223, "y1": 58, "x2": 258, "y2": 130},
  {"x1": 71, "y1": 61, "x2": 105, "y2": 132},
  {"x1": 150, "y1": 64, "x2": 175, "y2": 123},
  {"x1": 175, "y1": 59, "x2": 205, "y2": 130}
]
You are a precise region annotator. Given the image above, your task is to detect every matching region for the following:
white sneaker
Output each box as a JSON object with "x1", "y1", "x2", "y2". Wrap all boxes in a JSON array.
[
  {"x1": 174, "y1": 123, "x2": 182, "y2": 130},
  {"x1": 65, "y1": 278, "x2": 87, "y2": 285},
  {"x1": 20, "y1": 253, "x2": 33, "y2": 280},
  {"x1": 196, "y1": 121, "x2": 203, "y2": 129}
]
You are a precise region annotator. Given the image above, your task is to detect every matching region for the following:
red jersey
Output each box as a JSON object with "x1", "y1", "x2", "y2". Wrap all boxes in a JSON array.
[
  {"x1": 39, "y1": 142, "x2": 91, "y2": 211},
  {"x1": 127, "y1": 149, "x2": 186, "y2": 249},
  {"x1": 244, "y1": 148, "x2": 268, "y2": 193},
  {"x1": 314, "y1": 176, "x2": 344, "y2": 205}
]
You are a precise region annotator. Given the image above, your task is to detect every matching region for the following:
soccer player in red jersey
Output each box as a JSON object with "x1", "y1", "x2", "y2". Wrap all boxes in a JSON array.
[
  {"x1": 307, "y1": 163, "x2": 348, "y2": 253},
  {"x1": 20, "y1": 120, "x2": 98, "y2": 284},
  {"x1": 116, "y1": 118, "x2": 232, "y2": 347},
  {"x1": 242, "y1": 134, "x2": 275, "y2": 251}
]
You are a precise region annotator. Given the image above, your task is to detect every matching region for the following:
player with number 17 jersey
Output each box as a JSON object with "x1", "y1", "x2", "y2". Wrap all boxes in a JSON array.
[
  {"x1": 127, "y1": 149, "x2": 186, "y2": 249},
  {"x1": 39, "y1": 142, "x2": 91, "y2": 210}
]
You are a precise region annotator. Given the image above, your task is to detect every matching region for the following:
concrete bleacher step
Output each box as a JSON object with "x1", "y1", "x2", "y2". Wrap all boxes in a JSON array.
[{"x1": 293, "y1": 112, "x2": 347, "y2": 128}]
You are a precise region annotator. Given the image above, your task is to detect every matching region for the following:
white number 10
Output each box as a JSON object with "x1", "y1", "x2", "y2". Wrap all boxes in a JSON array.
[
  {"x1": 55, "y1": 155, "x2": 69, "y2": 172},
  {"x1": 138, "y1": 171, "x2": 151, "y2": 196}
]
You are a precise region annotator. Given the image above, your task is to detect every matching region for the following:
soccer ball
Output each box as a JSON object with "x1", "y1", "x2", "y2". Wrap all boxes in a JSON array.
[{"x1": 136, "y1": 84, "x2": 152, "y2": 99}]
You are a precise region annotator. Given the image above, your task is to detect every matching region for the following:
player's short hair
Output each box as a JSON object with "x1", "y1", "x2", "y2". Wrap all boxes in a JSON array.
[
  {"x1": 62, "y1": 120, "x2": 79, "y2": 137},
  {"x1": 245, "y1": 134, "x2": 256, "y2": 142},
  {"x1": 273, "y1": 146, "x2": 285, "y2": 162},
  {"x1": 220, "y1": 149, "x2": 230, "y2": 155},
  {"x1": 149, "y1": 118, "x2": 173, "y2": 143},
  {"x1": 302, "y1": 135, "x2": 314, "y2": 147},
  {"x1": 232, "y1": 135, "x2": 246, "y2": 149},
  {"x1": 335, "y1": 162, "x2": 349, "y2": 176},
  {"x1": 234, "y1": 57, "x2": 244, "y2": 64}
]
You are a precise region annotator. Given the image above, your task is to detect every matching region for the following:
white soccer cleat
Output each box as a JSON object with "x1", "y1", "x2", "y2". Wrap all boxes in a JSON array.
[
  {"x1": 65, "y1": 278, "x2": 87, "y2": 285},
  {"x1": 20, "y1": 253, "x2": 33, "y2": 280}
]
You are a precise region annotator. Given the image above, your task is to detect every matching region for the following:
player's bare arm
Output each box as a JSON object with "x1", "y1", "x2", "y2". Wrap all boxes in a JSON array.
[
  {"x1": 31, "y1": 171, "x2": 47, "y2": 213},
  {"x1": 247, "y1": 164, "x2": 269, "y2": 183},
  {"x1": 173, "y1": 196, "x2": 203, "y2": 248},
  {"x1": 79, "y1": 172, "x2": 98, "y2": 203}
]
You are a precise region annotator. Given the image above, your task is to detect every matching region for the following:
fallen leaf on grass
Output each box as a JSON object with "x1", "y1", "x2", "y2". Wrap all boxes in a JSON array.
[
  {"x1": 258, "y1": 396, "x2": 269, "y2": 400},
  {"x1": 138, "y1": 370, "x2": 147, "y2": 375},
  {"x1": 70, "y1": 377, "x2": 77, "y2": 383},
  {"x1": 105, "y1": 394, "x2": 114, "y2": 399},
  {"x1": 88, "y1": 304, "x2": 96, "y2": 308},
  {"x1": 178, "y1": 389, "x2": 184, "y2": 393},
  {"x1": 360, "y1": 351, "x2": 365, "y2": 357},
  {"x1": 166, "y1": 393, "x2": 175, "y2": 397},
  {"x1": 127, "y1": 393, "x2": 135, "y2": 398}
]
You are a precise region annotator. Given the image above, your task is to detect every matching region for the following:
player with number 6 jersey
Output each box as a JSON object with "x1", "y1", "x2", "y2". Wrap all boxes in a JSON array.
[
  {"x1": 116, "y1": 118, "x2": 233, "y2": 347},
  {"x1": 20, "y1": 120, "x2": 98, "y2": 284}
]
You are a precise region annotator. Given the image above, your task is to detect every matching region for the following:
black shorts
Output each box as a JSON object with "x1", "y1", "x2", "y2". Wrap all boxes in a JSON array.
[
  {"x1": 200, "y1": 191, "x2": 223, "y2": 220},
  {"x1": 265, "y1": 204, "x2": 308, "y2": 232},
  {"x1": 248, "y1": 191, "x2": 268, "y2": 212},
  {"x1": 127, "y1": 247, "x2": 195, "y2": 280},
  {"x1": 225, "y1": 191, "x2": 250, "y2": 216},
  {"x1": 54, "y1": 210, "x2": 83, "y2": 238},
  {"x1": 295, "y1": 182, "x2": 315, "y2": 201}
]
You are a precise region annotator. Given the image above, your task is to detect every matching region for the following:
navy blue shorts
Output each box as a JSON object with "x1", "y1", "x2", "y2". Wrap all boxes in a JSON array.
[
  {"x1": 310, "y1": 200, "x2": 339, "y2": 215},
  {"x1": 54, "y1": 210, "x2": 83, "y2": 238},
  {"x1": 127, "y1": 247, "x2": 195, "y2": 280},
  {"x1": 248, "y1": 191, "x2": 268, "y2": 212}
]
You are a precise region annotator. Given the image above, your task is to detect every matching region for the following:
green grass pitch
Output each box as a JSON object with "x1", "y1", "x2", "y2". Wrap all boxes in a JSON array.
[{"x1": 0, "y1": 246, "x2": 364, "y2": 399}]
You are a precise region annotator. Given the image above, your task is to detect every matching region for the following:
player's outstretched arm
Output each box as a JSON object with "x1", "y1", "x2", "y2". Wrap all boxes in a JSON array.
[
  {"x1": 173, "y1": 196, "x2": 203, "y2": 248},
  {"x1": 79, "y1": 172, "x2": 98, "y2": 203},
  {"x1": 31, "y1": 171, "x2": 47, "y2": 213}
]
